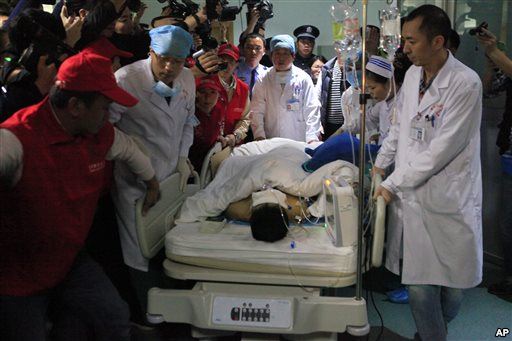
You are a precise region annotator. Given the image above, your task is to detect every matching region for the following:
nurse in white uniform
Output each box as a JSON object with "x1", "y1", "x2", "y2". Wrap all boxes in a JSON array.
[
  {"x1": 374, "y1": 5, "x2": 483, "y2": 341},
  {"x1": 250, "y1": 35, "x2": 321, "y2": 143}
]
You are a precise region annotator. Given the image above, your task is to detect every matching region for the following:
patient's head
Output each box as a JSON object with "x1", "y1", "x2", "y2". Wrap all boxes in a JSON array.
[
  {"x1": 250, "y1": 188, "x2": 289, "y2": 242},
  {"x1": 250, "y1": 203, "x2": 289, "y2": 242}
]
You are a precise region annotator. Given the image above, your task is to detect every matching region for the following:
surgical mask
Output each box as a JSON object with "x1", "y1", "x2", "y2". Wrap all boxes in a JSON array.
[
  {"x1": 275, "y1": 70, "x2": 292, "y2": 85},
  {"x1": 153, "y1": 81, "x2": 181, "y2": 98}
]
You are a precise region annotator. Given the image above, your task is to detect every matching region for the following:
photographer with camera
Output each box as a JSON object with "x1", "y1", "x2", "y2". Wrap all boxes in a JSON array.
[
  {"x1": 151, "y1": 0, "x2": 207, "y2": 32},
  {"x1": 0, "y1": 8, "x2": 71, "y2": 122},
  {"x1": 238, "y1": 6, "x2": 265, "y2": 45},
  {"x1": 109, "y1": 1, "x2": 151, "y2": 66},
  {"x1": 475, "y1": 26, "x2": 512, "y2": 297}
]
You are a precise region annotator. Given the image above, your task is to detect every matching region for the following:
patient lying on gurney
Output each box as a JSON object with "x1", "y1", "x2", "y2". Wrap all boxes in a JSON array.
[{"x1": 178, "y1": 133, "x2": 378, "y2": 237}]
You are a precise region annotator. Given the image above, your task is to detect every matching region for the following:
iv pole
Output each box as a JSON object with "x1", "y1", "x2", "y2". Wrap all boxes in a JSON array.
[{"x1": 355, "y1": 0, "x2": 368, "y2": 301}]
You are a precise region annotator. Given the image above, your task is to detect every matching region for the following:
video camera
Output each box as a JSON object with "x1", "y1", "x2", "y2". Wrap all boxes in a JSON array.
[
  {"x1": 157, "y1": 0, "x2": 239, "y2": 69},
  {"x1": 156, "y1": 0, "x2": 237, "y2": 50},
  {"x1": 156, "y1": 0, "x2": 239, "y2": 22},
  {"x1": 245, "y1": 0, "x2": 273, "y2": 25},
  {"x1": 18, "y1": 39, "x2": 75, "y2": 76},
  {"x1": 8, "y1": 10, "x2": 76, "y2": 77}
]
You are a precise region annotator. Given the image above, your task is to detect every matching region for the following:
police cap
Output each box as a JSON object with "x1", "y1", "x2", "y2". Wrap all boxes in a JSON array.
[{"x1": 293, "y1": 25, "x2": 320, "y2": 40}]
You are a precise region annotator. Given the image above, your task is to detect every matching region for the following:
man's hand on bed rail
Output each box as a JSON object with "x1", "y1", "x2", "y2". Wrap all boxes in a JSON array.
[
  {"x1": 374, "y1": 185, "x2": 393, "y2": 204},
  {"x1": 142, "y1": 176, "x2": 160, "y2": 216}
]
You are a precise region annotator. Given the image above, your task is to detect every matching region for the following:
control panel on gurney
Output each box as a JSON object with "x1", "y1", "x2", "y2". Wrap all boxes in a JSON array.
[{"x1": 212, "y1": 296, "x2": 292, "y2": 328}]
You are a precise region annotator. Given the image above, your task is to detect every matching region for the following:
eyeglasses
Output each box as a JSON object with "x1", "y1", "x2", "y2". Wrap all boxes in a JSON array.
[
  {"x1": 244, "y1": 45, "x2": 263, "y2": 52},
  {"x1": 152, "y1": 52, "x2": 186, "y2": 67}
]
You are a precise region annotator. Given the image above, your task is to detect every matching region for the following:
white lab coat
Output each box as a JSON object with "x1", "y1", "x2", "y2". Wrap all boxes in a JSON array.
[
  {"x1": 375, "y1": 53, "x2": 483, "y2": 288},
  {"x1": 340, "y1": 85, "x2": 376, "y2": 139},
  {"x1": 110, "y1": 58, "x2": 196, "y2": 271},
  {"x1": 250, "y1": 65, "x2": 321, "y2": 142}
]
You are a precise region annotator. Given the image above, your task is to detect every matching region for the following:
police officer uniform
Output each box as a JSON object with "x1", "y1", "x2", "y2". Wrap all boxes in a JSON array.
[{"x1": 293, "y1": 25, "x2": 320, "y2": 72}]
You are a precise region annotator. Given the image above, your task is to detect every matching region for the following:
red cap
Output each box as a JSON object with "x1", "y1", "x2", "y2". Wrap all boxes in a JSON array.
[
  {"x1": 195, "y1": 75, "x2": 222, "y2": 93},
  {"x1": 56, "y1": 52, "x2": 138, "y2": 107},
  {"x1": 218, "y1": 43, "x2": 239, "y2": 61},
  {"x1": 82, "y1": 37, "x2": 134, "y2": 60}
]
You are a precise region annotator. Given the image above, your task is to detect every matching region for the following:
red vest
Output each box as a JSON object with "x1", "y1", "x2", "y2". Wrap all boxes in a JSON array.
[
  {"x1": 215, "y1": 75, "x2": 249, "y2": 135},
  {"x1": 189, "y1": 102, "x2": 226, "y2": 170},
  {"x1": 0, "y1": 99, "x2": 114, "y2": 296}
]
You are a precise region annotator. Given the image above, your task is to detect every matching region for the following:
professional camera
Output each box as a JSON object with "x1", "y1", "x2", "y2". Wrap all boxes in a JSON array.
[
  {"x1": 18, "y1": 40, "x2": 75, "y2": 76},
  {"x1": 157, "y1": 0, "x2": 240, "y2": 22},
  {"x1": 8, "y1": 8, "x2": 75, "y2": 76},
  {"x1": 469, "y1": 21, "x2": 488, "y2": 36},
  {"x1": 245, "y1": 0, "x2": 273, "y2": 25}
]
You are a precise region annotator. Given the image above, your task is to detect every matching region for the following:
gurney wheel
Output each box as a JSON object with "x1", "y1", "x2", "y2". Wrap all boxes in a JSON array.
[{"x1": 346, "y1": 324, "x2": 370, "y2": 336}]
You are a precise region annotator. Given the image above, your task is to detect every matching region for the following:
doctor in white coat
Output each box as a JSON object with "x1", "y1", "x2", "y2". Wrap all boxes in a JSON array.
[
  {"x1": 250, "y1": 35, "x2": 321, "y2": 143},
  {"x1": 374, "y1": 6, "x2": 483, "y2": 341},
  {"x1": 109, "y1": 25, "x2": 196, "y2": 317}
]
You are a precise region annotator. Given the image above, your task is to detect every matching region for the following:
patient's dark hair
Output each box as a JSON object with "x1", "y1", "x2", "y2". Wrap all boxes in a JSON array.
[{"x1": 250, "y1": 203, "x2": 288, "y2": 242}]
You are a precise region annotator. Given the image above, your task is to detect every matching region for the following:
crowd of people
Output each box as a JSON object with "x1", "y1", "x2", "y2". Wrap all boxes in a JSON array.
[{"x1": 0, "y1": 0, "x2": 511, "y2": 340}]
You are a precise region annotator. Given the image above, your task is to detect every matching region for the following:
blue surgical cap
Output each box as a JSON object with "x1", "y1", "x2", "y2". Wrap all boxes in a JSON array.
[
  {"x1": 270, "y1": 35, "x2": 296, "y2": 54},
  {"x1": 149, "y1": 25, "x2": 193, "y2": 58}
]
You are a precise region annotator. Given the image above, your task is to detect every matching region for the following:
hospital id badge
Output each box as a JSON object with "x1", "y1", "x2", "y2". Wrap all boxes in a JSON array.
[
  {"x1": 409, "y1": 122, "x2": 425, "y2": 141},
  {"x1": 286, "y1": 98, "x2": 300, "y2": 112},
  {"x1": 187, "y1": 114, "x2": 201, "y2": 127}
]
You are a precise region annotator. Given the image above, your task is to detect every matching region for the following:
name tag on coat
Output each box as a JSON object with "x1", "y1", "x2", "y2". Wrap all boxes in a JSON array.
[{"x1": 286, "y1": 98, "x2": 300, "y2": 111}]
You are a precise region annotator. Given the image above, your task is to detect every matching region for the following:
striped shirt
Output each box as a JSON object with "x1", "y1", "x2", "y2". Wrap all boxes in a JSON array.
[{"x1": 326, "y1": 63, "x2": 344, "y2": 125}]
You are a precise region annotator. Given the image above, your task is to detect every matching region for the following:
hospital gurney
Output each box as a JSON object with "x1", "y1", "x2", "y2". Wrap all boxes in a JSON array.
[{"x1": 135, "y1": 150, "x2": 386, "y2": 340}]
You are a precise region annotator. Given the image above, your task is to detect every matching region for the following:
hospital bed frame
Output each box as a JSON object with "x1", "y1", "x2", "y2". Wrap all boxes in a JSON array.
[{"x1": 135, "y1": 160, "x2": 386, "y2": 340}]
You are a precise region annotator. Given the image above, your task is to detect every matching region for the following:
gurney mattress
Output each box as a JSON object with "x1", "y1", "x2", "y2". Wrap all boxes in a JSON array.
[{"x1": 165, "y1": 222, "x2": 357, "y2": 276}]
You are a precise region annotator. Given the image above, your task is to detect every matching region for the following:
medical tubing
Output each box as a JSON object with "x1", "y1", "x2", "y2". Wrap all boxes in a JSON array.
[
  {"x1": 282, "y1": 190, "x2": 358, "y2": 291},
  {"x1": 267, "y1": 189, "x2": 312, "y2": 292},
  {"x1": 296, "y1": 192, "x2": 321, "y2": 225},
  {"x1": 349, "y1": 128, "x2": 356, "y2": 165}
]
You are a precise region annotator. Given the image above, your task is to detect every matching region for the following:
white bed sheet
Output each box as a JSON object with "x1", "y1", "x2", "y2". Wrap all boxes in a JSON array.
[{"x1": 165, "y1": 221, "x2": 357, "y2": 275}]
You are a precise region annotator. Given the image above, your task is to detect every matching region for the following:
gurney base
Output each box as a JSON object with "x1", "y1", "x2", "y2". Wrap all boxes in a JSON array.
[{"x1": 148, "y1": 281, "x2": 369, "y2": 337}]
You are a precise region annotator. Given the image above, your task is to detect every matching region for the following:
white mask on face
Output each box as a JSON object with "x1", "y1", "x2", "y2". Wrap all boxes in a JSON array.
[
  {"x1": 153, "y1": 81, "x2": 181, "y2": 98},
  {"x1": 275, "y1": 70, "x2": 293, "y2": 85}
]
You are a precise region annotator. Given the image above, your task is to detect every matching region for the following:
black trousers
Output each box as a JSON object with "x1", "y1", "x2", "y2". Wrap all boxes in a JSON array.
[{"x1": 0, "y1": 251, "x2": 131, "y2": 341}]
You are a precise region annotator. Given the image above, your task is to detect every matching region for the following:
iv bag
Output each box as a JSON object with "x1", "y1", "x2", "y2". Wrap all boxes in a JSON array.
[
  {"x1": 331, "y1": 2, "x2": 361, "y2": 62},
  {"x1": 380, "y1": 6, "x2": 401, "y2": 60}
]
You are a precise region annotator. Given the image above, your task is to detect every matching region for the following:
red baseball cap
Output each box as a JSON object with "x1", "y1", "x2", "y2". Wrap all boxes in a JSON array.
[
  {"x1": 218, "y1": 43, "x2": 239, "y2": 61},
  {"x1": 195, "y1": 75, "x2": 222, "y2": 93},
  {"x1": 56, "y1": 52, "x2": 138, "y2": 107},
  {"x1": 82, "y1": 37, "x2": 134, "y2": 60}
]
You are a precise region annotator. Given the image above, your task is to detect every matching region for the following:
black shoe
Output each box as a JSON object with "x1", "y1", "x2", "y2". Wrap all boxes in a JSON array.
[{"x1": 488, "y1": 279, "x2": 512, "y2": 296}]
